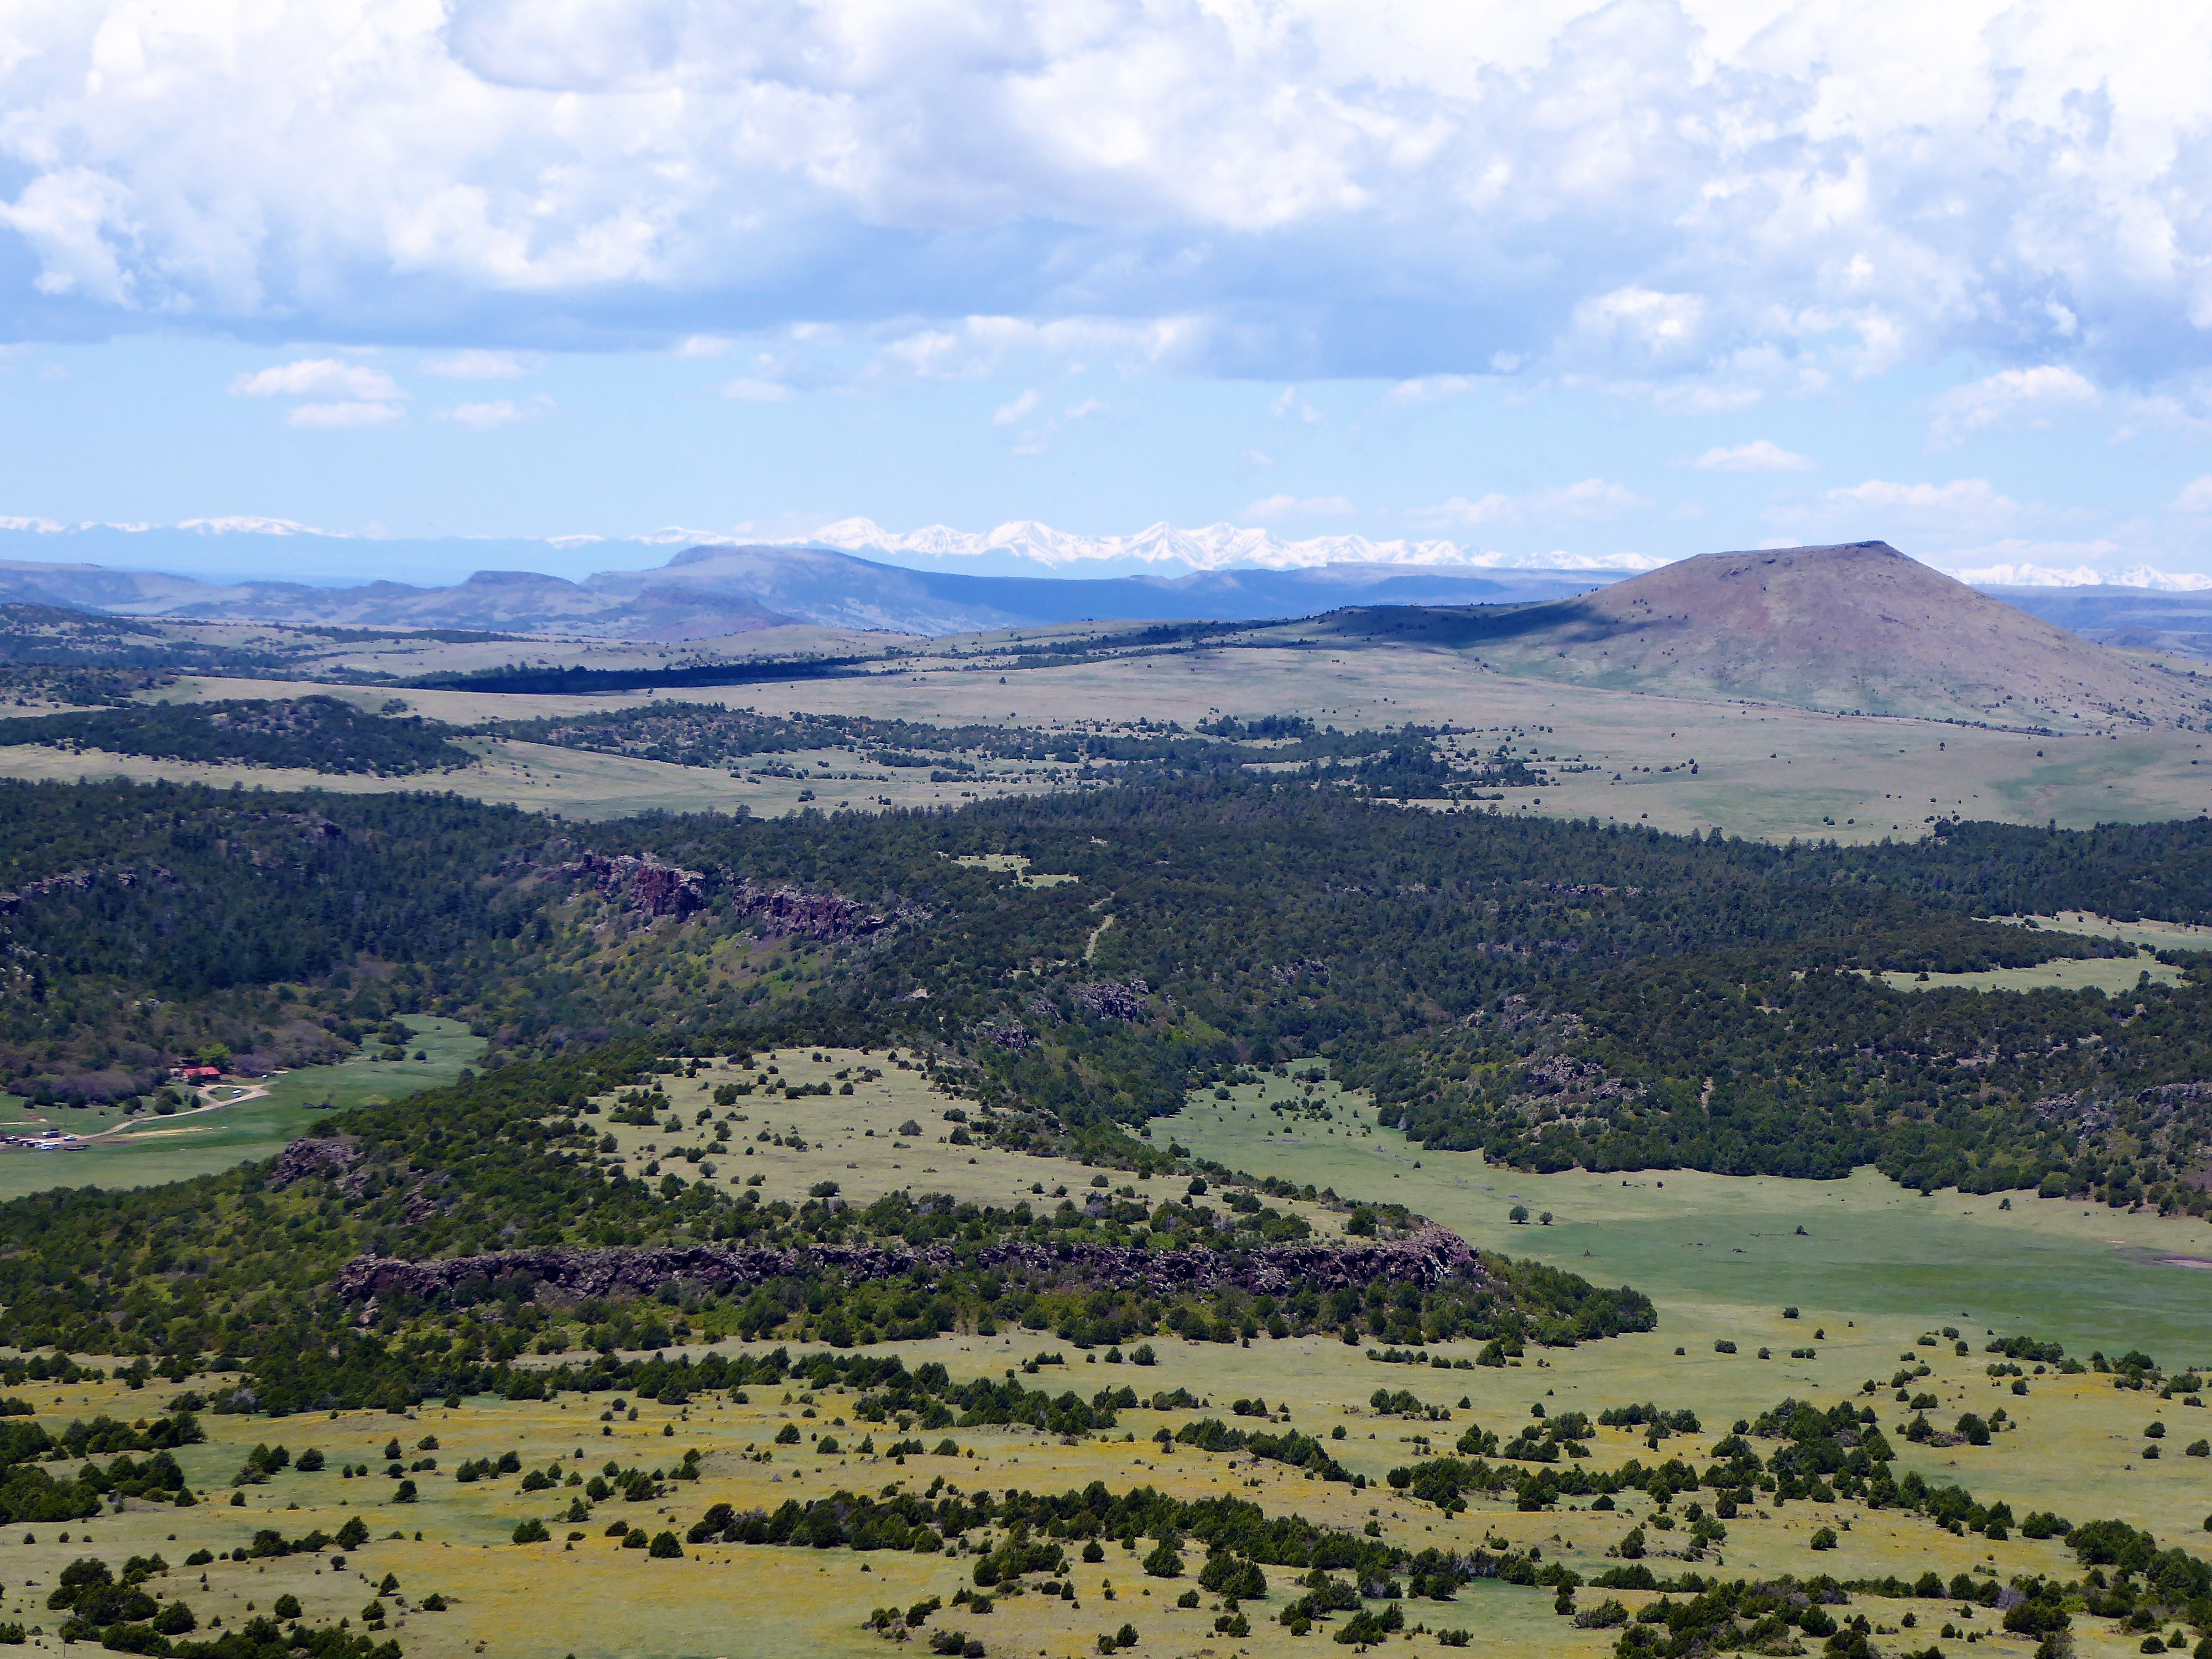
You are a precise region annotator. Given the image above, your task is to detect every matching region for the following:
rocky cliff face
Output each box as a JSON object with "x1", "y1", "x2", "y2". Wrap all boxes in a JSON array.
[{"x1": 333, "y1": 1224, "x2": 1481, "y2": 1306}]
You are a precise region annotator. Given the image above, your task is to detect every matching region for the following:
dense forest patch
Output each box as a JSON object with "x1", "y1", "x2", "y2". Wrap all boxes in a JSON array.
[
  {"x1": 0, "y1": 697, "x2": 473, "y2": 775},
  {"x1": 2, "y1": 774, "x2": 2210, "y2": 1192}
]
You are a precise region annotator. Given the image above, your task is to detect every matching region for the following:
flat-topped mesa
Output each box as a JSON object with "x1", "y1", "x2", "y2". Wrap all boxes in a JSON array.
[{"x1": 332, "y1": 1223, "x2": 1479, "y2": 1307}]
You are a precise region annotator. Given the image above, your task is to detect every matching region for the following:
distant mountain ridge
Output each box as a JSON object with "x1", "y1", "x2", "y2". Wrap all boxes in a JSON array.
[
  {"x1": 0, "y1": 541, "x2": 1609, "y2": 641},
  {"x1": 1992, "y1": 586, "x2": 2212, "y2": 663}
]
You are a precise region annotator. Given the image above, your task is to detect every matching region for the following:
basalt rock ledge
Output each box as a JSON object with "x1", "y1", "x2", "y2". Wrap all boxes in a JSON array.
[{"x1": 334, "y1": 1225, "x2": 1479, "y2": 1307}]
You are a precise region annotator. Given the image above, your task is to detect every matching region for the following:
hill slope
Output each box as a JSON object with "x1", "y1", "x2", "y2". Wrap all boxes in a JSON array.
[{"x1": 1319, "y1": 540, "x2": 2212, "y2": 729}]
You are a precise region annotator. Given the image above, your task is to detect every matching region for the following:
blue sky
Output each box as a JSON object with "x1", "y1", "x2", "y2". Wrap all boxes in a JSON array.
[{"x1": 3, "y1": 0, "x2": 2212, "y2": 584}]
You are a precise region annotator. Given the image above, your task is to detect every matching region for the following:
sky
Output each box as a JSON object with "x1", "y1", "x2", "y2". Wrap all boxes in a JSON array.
[{"x1": 3, "y1": 0, "x2": 2212, "y2": 585}]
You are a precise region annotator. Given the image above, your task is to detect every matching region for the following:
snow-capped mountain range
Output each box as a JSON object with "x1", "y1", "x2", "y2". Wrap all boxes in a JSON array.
[
  {"x1": 0, "y1": 513, "x2": 2206, "y2": 592},
  {"x1": 790, "y1": 517, "x2": 1666, "y2": 576}
]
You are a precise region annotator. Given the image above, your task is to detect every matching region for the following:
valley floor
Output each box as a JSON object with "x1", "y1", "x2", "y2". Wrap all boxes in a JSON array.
[
  {"x1": 4, "y1": 648, "x2": 2208, "y2": 839},
  {"x1": 6, "y1": 1051, "x2": 2212, "y2": 1659}
]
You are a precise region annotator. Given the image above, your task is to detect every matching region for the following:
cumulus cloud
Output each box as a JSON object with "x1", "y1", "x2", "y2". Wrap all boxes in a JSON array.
[
  {"x1": 0, "y1": 168, "x2": 140, "y2": 303},
  {"x1": 231, "y1": 359, "x2": 402, "y2": 401},
  {"x1": 1569, "y1": 288, "x2": 1706, "y2": 371},
  {"x1": 1928, "y1": 366, "x2": 2099, "y2": 448},
  {"x1": 993, "y1": 389, "x2": 1038, "y2": 427},
  {"x1": 1826, "y1": 478, "x2": 2018, "y2": 515},
  {"x1": 1693, "y1": 440, "x2": 1814, "y2": 472},
  {"x1": 4, "y1": 0, "x2": 2212, "y2": 411},
  {"x1": 881, "y1": 316, "x2": 1205, "y2": 382},
  {"x1": 2176, "y1": 475, "x2": 2212, "y2": 512}
]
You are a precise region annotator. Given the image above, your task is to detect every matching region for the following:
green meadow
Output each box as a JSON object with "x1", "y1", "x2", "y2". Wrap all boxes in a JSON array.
[
  {"x1": 1168, "y1": 1073, "x2": 2212, "y2": 1364},
  {"x1": 0, "y1": 1015, "x2": 482, "y2": 1202}
]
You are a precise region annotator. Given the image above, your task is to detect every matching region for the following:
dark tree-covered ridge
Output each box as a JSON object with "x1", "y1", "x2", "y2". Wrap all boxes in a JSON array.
[
  {"x1": 1, "y1": 776, "x2": 2209, "y2": 1199},
  {"x1": 0, "y1": 696, "x2": 473, "y2": 775}
]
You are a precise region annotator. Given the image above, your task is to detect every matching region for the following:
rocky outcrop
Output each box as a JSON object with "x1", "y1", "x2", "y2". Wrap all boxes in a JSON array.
[
  {"x1": 2031, "y1": 1091, "x2": 2116, "y2": 1133},
  {"x1": 729, "y1": 879, "x2": 890, "y2": 942},
  {"x1": 1074, "y1": 978, "x2": 1149, "y2": 1020},
  {"x1": 556, "y1": 852, "x2": 707, "y2": 918},
  {"x1": 270, "y1": 1136, "x2": 359, "y2": 1187},
  {"x1": 334, "y1": 1224, "x2": 1480, "y2": 1305}
]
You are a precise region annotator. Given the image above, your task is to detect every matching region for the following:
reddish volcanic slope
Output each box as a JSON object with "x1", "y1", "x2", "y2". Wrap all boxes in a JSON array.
[{"x1": 1331, "y1": 541, "x2": 2212, "y2": 729}]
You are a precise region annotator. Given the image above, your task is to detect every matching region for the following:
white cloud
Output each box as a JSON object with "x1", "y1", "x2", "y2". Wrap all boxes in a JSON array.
[
  {"x1": 422, "y1": 349, "x2": 530, "y2": 379},
  {"x1": 804, "y1": 517, "x2": 1666, "y2": 572},
  {"x1": 2175, "y1": 476, "x2": 2212, "y2": 512},
  {"x1": 987, "y1": 388, "x2": 1105, "y2": 453},
  {"x1": 1928, "y1": 366, "x2": 2099, "y2": 449},
  {"x1": 5, "y1": 0, "x2": 2212, "y2": 429},
  {"x1": 288, "y1": 401, "x2": 404, "y2": 429},
  {"x1": 1240, "y1": 448, "x2": 1274, "y2": 468},
  {"x1": 675, "y1": 335, "x2": 733, "y2": 359},
  {"x1": 1693, "y1": 440, "x2": 1814, "y2": 472},
  {"x1": 1389, "y1": 375, "x2": 1477, "y2": 405},
  {"x1": 231, "y1": 358, "x2": 401, "y2": 401},
  {"x1": 1569, "y1": 289, "x2": 1705, "y2": 370},
  {"x1": 0, "y1": 168, "x2": 138, "y2": 303},
  {"x1": 721, "y1": 377, "x2": 794, "y2": 403},
  {"x1": 1269, "y1": 386, "x2": 1321, "y2": 423},
  {"x1": 1245, "y1": 494, "x2": 1354, "y2": 520},
  {"x1": 1825, "y1": 478, "x2": 2018, "y2": 515},
  {"x1": 880, "y1": 316, "x2": 1204, "y2": 382}
]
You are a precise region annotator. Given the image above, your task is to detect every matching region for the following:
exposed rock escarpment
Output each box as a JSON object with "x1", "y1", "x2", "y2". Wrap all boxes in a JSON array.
[{"x1": 335, "y1": 1224, "x2": 1479, "y2": 1305}]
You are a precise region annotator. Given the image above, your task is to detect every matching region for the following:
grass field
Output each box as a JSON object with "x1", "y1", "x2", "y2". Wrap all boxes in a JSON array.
[
  {"x1": 1994, "y1": 911, "x2": 2212, "y2": 953},
  {"x1": 583, "y1": 1047, "x2": 1350, "y2": 1239},
  {"x1": 1167, "y1": 1072, "x2": 2212, "y2": 1363},
  {"x1": 1872, "y1": 954, "x2": 2184, "y2": 993},
  {"x1": 6, "y1": 1051, "x2": 2210, "y2": 1659},
  {"x1": 0, "y1": 733, "x2": 1081, "y2": 822},
  {"x1": 92, "y1": 641, "x2": 2212, "y2": 844},
  {"x1": 0, "y1": 1016, "x2": 481, "y2": 1203},
  {"x1": 1, "y1": 1305, "x2": 2197, "y2": 1659},
  {"x1": 709, "y1": 634, "x2": 2212, "y2": 841}
]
